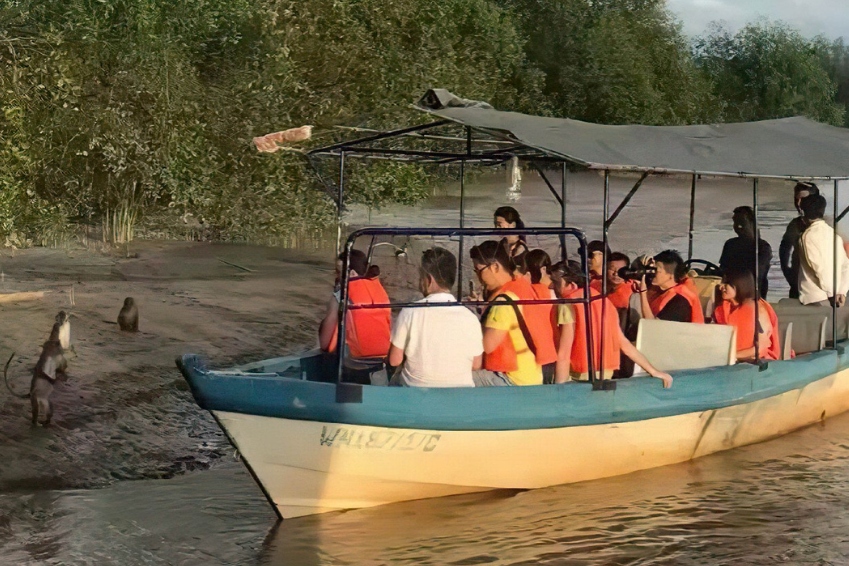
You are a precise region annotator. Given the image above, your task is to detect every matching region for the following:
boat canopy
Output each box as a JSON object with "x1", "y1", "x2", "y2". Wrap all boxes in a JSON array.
[{"x1": 417, "y1": 89, "x2": 849, "y2": 180}]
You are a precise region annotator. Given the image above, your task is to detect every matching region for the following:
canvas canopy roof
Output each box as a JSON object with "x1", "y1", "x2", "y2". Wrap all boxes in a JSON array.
[{"x1": 417, "y1": 89, "x2": 849, "y2": 180}]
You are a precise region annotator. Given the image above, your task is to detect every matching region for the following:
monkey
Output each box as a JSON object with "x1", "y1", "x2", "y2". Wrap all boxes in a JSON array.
[
  {"x1": 55, "y1": 310, "x2": 71, "y2": 351},
  {"x1": 117, "y1": 297, "x2": 138, "y2": 332},
  {"x1": 4, "y1": 337, "x2": 68, "y2": 426}
]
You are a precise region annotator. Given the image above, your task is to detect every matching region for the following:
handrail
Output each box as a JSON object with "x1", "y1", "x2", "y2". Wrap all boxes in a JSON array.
[{"x1": 337, "y1": 227, "x2": 592, "y2": 385}]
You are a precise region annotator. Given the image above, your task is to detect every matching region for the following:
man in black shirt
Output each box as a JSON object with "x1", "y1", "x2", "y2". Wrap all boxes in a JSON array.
[
  {"x1": 636, "y1": 250, "x2": 700, "y2": 323},
  {"x1": 780, "y1": 182, "x2": 819, "y2": 298},
  {"x1": 719, "y1": 206, "x2": 772, "y2": 299}
]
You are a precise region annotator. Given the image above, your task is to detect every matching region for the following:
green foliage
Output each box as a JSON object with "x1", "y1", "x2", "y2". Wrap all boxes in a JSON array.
[
  {"x1": 497, "y1": 0, "x2": 719, "y2": 124},
  {"x1": 694, "y1": 21, "x2": 845, "y2": 125},
  {"x1": 0, "y1": 1, "x2": 847, "y2": 248},
  {"x1": 0, "y1": 0, "x2": 537, "y2": 244}
]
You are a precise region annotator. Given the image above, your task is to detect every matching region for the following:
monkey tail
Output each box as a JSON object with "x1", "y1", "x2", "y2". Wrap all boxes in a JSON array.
[{"x1": 3, "y1": 352, "x2": 29, "y2": 399}]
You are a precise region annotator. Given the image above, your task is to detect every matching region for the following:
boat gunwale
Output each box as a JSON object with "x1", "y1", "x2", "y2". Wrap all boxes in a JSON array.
[{"x1": 177, "y1": 347, "x2": 849, "y2": 432}]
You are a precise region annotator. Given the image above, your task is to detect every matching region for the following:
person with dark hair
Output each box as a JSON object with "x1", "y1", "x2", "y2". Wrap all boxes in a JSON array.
[
  {"x1": 713, "y1": 268, "x2": 780, "y2": 361},
  {"x1": 318, "y1": 249, "x2": 391, "y2": 358},
  {"x1": 494, "y1": 206, "x2": 529, "y2": 264},
  {"x1": 470, "y1": 240, "x2": 542, "y2": 385},
  {"x1": 798, "y1": 193, "x2": 849, "y2": 306},
  {"x1": 636, "y1": 250, "x2": 704, "y2": 323},
  {"x1": 584, "y1": 240, "x2": 611, "y2": 283},
  {"x1": 549, "y1": 261, "x2": 672, "y2": 387},
  {"x1": 592, "y1": 251, "x2": 633, "y2": 309},
  {"x1": 524, "y1": 249, "x2": 558, "y2": 383},
  {"x1": 719, "y1": 206, "x2": 772, "y2": 299},
  {"x1": 386, "y1": 247, "x2": 483, "y2": 387},
  {"x1": 780, "y1": 182, "x2": 820, "y2": 298}
]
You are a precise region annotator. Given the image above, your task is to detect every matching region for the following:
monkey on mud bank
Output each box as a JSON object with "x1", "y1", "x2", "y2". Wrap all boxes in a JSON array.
[
  {"x1": 4, "y1": 317, "x2": 69, "y2": 426},
  {"x1": 117, "y1": 297, "x2": 138, "y2": 332}
]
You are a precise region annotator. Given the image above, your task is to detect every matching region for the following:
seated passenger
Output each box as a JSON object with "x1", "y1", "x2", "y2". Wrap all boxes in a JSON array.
[
  {"x1": 713, "y1": 268, "x2": 780, "y2": 361},
  {"x1": 318, "y1": 249, "x2": 391, "y2": 359},
  {"x1": 583, "y1": 240, "x2": 611, "y2": 284},
  {"x1": 592, "y1": 252, "x2": 634, "y2": 309},
  {"x1": 719, "y1": 206, "x2": 771, "y2": 299},
  {"x1": 549, "y1": 261, "x2": 672, "y2": 387},
  {"x1": 494, "y1": 206, "x2": 529, "y2": 265},
  {"x1": 387, "y1": 248, "x2": 483, "y2": 387},
  {"x1": 469, "y1": 240, "x2": 542, "y2": 386},
  {"x1": 637, "y1": 250, "x2": 705, "y2": 323},
  {"x1": 797, "y1": 193, "x2": 849, "y2": 307},
  {"x1": 525, "y1": 249, "x2": 559, "y2": 383}
]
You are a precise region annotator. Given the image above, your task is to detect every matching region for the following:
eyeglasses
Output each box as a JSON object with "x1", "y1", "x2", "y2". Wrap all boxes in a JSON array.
[{"x1": 474, "y1": 263, "x2": 493, "y2": 276}]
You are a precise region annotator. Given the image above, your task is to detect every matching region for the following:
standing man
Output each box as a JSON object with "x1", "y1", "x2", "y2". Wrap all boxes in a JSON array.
[
  {"x1": 780, "y1": 182, "x2": 819, "y2": 299},
  {"x1": 797, "y1": 194, "x2": 849, "y2": 307}
]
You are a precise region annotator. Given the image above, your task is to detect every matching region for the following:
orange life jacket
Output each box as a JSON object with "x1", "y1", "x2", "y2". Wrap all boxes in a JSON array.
[
  {"x1": 713, "y1": 299, "x2": 780, "y2": 360},
  {"x1": 326, "y1": 277, "x2": 391, "y2": 358},
  {"x1": 649, "y1": 282, "x2": 705, "y2": 323},
  {"x1": 591, "y1": 279, "x2": 633, "y2": 310},
  {"x1": 530, "y1": 282, "x2": 558, "y2": 365},
  {"x1": 482, "y1": 279, "x2": 538, "y2": 372},
  {"x1": 566, "y1": 287, "x2": 621, "y2": 374}
]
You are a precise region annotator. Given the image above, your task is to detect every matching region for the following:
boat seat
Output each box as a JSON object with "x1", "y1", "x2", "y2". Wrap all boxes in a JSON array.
[
  {"x1": 690, "y1": 275, "x2": 721, "y2": 320},
  {"x1": 778, "y1": 322, "x2": 793, "y2": 360},
  {"x1": 771, "y1": 299, "x2": 838, "y2": 354},
  {"x1": 636, "y1": 318, "x2": 736, "y2": 372}
]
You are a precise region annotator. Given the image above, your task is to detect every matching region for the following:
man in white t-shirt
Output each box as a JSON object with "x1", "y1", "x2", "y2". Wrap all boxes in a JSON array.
[{"x1": 388, "y1": 247, "x2": 483, "y2": 387}]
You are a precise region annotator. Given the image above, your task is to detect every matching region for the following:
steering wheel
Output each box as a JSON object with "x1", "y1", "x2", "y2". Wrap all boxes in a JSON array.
[{"x1": 685, "y1": 259, "x2": 722, "y2": 277}]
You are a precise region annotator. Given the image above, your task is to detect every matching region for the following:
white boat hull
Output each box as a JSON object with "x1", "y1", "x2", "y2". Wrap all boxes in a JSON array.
[{"x1": 213, "y1": 366, "x2": 849, "y2": 518}]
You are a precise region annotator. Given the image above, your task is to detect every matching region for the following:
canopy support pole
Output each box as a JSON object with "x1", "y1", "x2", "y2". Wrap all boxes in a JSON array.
[
  {"x1": 457, "y1": 160, "x2": 467, "y2": 298},
  {"x1": 688, "y1": 174, "x2": 697, "y2": 261},
  {"x1": 605, "y1": 171, "x2": 649, "y2": 229},
  {"x1": 336, "y1": 151, "x2": 346, "y2": 255},
  {"x1": 592, "y1": 170, "x2": 615, "y2": 391},
  {"x1": 561, "y1": 163, "x2": 568, "y2": 260},
  {"x1": 834, "y1": 180, "x2": 840, "y2": 351},
  {"x1": 753, "y1": 178, "x2": 766, "y2": 370},
  {"x1": 530, "y1": 163, "x2": 563, "y2": 206}
]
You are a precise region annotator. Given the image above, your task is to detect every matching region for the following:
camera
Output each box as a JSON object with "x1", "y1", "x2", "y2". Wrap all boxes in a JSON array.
[{"x1": 617, "y1": 265, "x2": 656, "y2": 282}]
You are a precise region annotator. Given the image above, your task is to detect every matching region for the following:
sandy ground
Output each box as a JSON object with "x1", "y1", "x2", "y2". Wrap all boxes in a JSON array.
[{"x1": 0, "y1": 241, "x2": 333, "y2": 491}]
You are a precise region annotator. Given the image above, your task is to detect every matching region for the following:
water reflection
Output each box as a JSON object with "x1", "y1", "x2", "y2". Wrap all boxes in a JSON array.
[{"x1": 261, "y1": 411, "x2": 849, "y2": 565}]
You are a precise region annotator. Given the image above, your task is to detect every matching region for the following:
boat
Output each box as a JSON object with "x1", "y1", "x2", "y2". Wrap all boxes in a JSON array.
[{"x1": 177, "y1": 89, "x2": 849, "y2": 519}]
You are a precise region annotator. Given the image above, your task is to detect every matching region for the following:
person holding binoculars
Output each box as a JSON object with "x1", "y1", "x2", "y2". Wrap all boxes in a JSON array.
[{"x1": 626, "y1": 250, "x2": 704, "y2": 324}]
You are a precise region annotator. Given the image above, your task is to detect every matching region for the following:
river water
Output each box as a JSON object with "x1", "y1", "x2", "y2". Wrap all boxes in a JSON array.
[{"x1": 4, "y1": 171, "x2": 849, "y2": 564}]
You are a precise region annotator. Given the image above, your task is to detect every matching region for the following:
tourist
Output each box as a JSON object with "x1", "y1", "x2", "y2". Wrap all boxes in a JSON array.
[
  {"x1": 780, "y1": 182, "x2": 819, "y2": 299},
  {"x1": 386, "y1": 248, "x2": 483, "y2": 387},
  {"x1": 718, "y1": 206, "x2": 772, "y2": 299},
  {"x1": 525, "y1": 249, "x2": 559, "y2": 383},
  {"x1": 584, "y1": 240, "x2": 611, "y2": 284},
  {"x1": 713, "y1": 269, "x2": 780, "y2": 361},
  {"x1": 636, "y1": 250, "x2": 704, "y2": 323},
  {"x1": 550, "y1": 261, "x2": 672, "y2": 387},
  {"x1": 318, "y1": 249, "x2": 391, "y2": 359},
  {"x1": 494, "y1": 206, "x2": 529, "y2": 264},
  {"x1": 592, "y1": 251, "x2": 633, "y2": 309},
  {"x1": 797, "y1": 194, "x2": 849, "y2": 306},
  {"x1": 470, "y1": 240, "x2": 542, "y2": 386}
]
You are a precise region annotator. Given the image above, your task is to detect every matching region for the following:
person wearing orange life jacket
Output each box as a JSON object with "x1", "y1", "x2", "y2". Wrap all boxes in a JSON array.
[
  {"x1": 636, "y1": 250, "x2": 705, "y2": 324},
  {"x1": 318, "y1": 249, "x2": 391, "y2": 359},
  {"x1": 713, "y1": 268, "x2": 780, "y2": 361},
  {"x1": 469, "y1": 239, "x2": 543, "y2": 386},
  {"x1": 525, "y1": 249, "x2": 559, "y2": 383},
  {"x1": 549, "y1": 261, "x2": 672, "y2": 388},
  {"x1": 591, "y1": 252, "x2": 634, "y2": 310},
  {"x1": 582, "y1": 240, "x2": 610, "y2": 287},
  {"x1": 592, "y1": 252, "x2": 638, "y2": 378}
]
